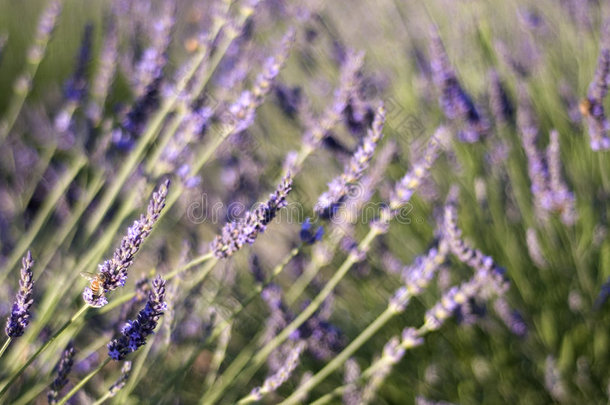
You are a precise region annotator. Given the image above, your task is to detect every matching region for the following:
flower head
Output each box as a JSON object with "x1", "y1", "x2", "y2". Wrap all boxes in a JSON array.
[
  {"x1": 211, "y1": 175, "x2": 292, "y2": 259},
  {"x1": 107, "y1": 276, "x2": 167, "y2": 361},
  {"x1": 5, "y1": 251, "x2": 35, "y2": 338},
  {"x1": 83, "y1": 180, "x2": 169, "y2": 307}
]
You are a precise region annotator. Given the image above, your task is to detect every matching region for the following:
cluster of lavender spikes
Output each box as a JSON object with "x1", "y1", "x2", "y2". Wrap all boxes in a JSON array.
[
  {"x1": 83, "y1": 180, "x2": 169, "y2": 307},
  {"x1": 5, "y1": 251, "x2": 34, "y2": 338},
  {"x1": 517, "y1": 89, "x2": 577, "y2": 225},
  {"x1": 107, "y1": 276, "x2": 167, "y2": 361},
  {"x1": 211, "y1": 175, "x2": 293, "y2": 259}
]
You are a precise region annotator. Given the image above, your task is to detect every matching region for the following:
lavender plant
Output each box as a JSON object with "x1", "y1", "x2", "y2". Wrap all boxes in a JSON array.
[{"x1": 0, "y1": 0, "x2": 609, "y2": 404}]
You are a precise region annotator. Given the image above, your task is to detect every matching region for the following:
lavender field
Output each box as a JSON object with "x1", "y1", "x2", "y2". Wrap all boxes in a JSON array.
[{"x1": 0, "y1": 0, "x2": 608, "y2": 404}]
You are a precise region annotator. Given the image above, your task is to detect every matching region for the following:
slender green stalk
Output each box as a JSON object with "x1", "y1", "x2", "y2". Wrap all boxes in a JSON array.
[
  {"x1": 0, "y1": 1, "x2": 63, "y2": 143},
  {"x1": 0, "y1": 339, "x2": 11, "y2": 360},
  {"x1": 254, "y1": 228, "x2": 380, "y2": 365},
  {"x1": 35, "y1": 172, "x2": 106, "y2": 279},
  {"x1": 286, "y1": 230, "x2": 342, "y2": 304},
  {"x1": 203, "y1": 324, "x2": 232, "y2": 391},
  {"x1": 91, "y1": 390, "x2": 112, "y2": 405},
  {"x1": 0, "y1": 304, "x2": 89, "y2": 400},
  {"x1": 0, "y1": 154, "x2": 87, "y2": 283},
  {"x1": 18, "y1": 144, "x2": 57, "y2": 213},
  {"x1": 308, "y1": 324, "x2": 432, "y2": 405},
  {"x1": 116, "y1": 331, "x2": 155, "y2": 404},
  {"x1": 279, "y1": 308, "x2": 397, "y2": 405},
  {"x1": 201, "y1": 230, "x2": 380, "y2": 404},
  {"x1": 56, "y1": 358, "x2": 111, "y2": 405}
]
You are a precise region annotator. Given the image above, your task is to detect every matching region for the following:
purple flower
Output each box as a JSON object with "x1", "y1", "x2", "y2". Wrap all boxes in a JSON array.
[
  {"x1": 211, "y1": 175, "x2": 292, "y2": 259},
  {"x1": 5, "y1": 251, "x2": 34, "y2": 338},
  {"x1": 63, "y1": 23, "x2": 93, "y2": 103},
  {"x1": 299, "y1": 218, "x2": 324, "y2": 245},
  {"x1": 47, "y1": 342, "x2": 76, "y2": 404},
  {"x1": 488, "y1": 70, "x2": 514, "y2": 126},
  {"x1": 584, "y1": 22, "x2": 610, "y2": 151},
  {"x1": 107, "y1": 276, "x2": 167, "y2": 361},
  {"x1": 429, "y1": 28, "x2": 489, "y2": 142},
  {"x1": 249, "y1": 340, "x2": 306, "y2": 401},
  {"x1": 315, "y1": 104, "x2": 385, "y2": 218},
  {"x1": 83, "y1": 180, "x2": 169, "y2": 307}
]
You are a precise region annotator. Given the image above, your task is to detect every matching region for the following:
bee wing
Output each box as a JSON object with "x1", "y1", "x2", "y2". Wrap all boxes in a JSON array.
[{"x1": 80, "y1": 272, "x2": 97, "y2": 281}]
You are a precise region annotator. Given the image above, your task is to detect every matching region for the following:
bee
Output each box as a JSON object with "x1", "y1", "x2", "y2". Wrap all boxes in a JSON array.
[
  {"x1": 579, "y1": 98, "x2": 593, "y2": 118},
  {"x1": 80, "y1": 272, "x2": 107, "y2": 299}
]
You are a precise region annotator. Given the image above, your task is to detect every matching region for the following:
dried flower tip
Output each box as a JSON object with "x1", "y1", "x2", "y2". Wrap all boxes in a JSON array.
[
  {"x1": 109, "y1": 361, "x2": 132, "y2": 397},
  {"x1": 5, "y1": 251, "x2": 34, "y2": 338},
  {"x1": 48, "y1": 342, "x2": 76, "y2": 405}
]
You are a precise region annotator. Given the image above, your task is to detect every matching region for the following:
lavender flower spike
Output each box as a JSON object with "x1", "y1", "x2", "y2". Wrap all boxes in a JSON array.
[
  {"x1": 107, "y1": 276, "x2": 167, "y2": 361},
  {"x1": 108, "y1": 361, "x2": 132, "y2": 397},
  {"x1": 5, "y1": 251, "x2": 34, "y2": 338},
  {"x1": 583, "y1": 21, "x2": 610, "y2": 151},
  {"x1": 429, "y1": 27, "x2": 489, "y2": 142},
  {"x1": 315, "y1": 103, "x2": 386, "y2": 217},
  {"x1": 389, "y1": 126, "x2": 447, "y2": 210},
  {"x1": 47, "y1": 342, "x2": 76, "y2": 405},
  {"x1": 83, "y1": 180, "x2": 169, "y2": 307},
  {"x1": 211, "y1": 175, "x2": 293, "y2": 259},
  {"x1": 247, "y1": 340, "x2": 306, "y2": 402}
]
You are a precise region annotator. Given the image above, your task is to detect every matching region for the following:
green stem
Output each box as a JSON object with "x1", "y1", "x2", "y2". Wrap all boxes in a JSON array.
[
  {"x1": 0, "y1": 154, "x2": 86, "y2": 283},
  {"x1": 91, "y1": 390, "x2": 112, "y2": 405},
  {"x1": 56, "y1": 358, "x2": 111, "y2": 405},
  {"x1": 203, "y1": 229, "x2": 379, "y2": 404},
  {"x1": 0, "y1": 304, "x2": 89, "y2": 399},
  {"x1": 279, "y1": 308, "x2": 396, "y2": 405},
  {"x1": 0, "y1": 338, "x2": 11, "y2": 360},
  {"x1": 254, "y1": 228, "x2": 379, "y2": 366}
]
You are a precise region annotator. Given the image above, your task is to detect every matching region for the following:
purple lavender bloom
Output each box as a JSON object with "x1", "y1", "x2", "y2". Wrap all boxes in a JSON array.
[
  {"x1": 63, "y1": 23, "x2": 93, "y2": 103},
  {"x1": 107, "y1": 276, "x2": 166, "y2": 361},
  {"x1": 594, "y1": 277, "x2": 610, "y2": 309},
  {"x1": 83, "y1": 180, "x2": 169, "y2": 307},
  {"x1": 546, "y1": 130, "x2": 577, "y2": 225},
  {"x1": 315, "y1": 104, "x2": 385, "y2": 218},
  {"x1": 389, "y1": 126, "x2": 447, "y2": 210},
  {"x1": 517, "y1": 88, "x2": 553, "y2": 220},
  {"x1": 429, "y1": 29, "x2": 489, "y2": 142},
  {"x1": 5, "y1": 251, "x2": 34, "y2": 338},
  {"x1": 211, "y1": 175, "x2": 292, "y2": 259},
  {"x1": 443, "y1": 188, "x2": 510, "y2": 300},
  {"x1": 299, "y1": 218, "x2": 324, "y2": 245},
  {"x1": 47, "y1": 342, "x2": 76, "y2": 404},
  {"x1": 117, "y1": 76, "x2": 163, "y2": 149},
  {"x1": 488, "y1": 70, "x2": 514, "y2": 126},
  {"x1": 584, "y1": 21, "x2": 610, "y2": 151},
  {"x1": 248, "y1": 340, "x2": 306, "y2": 401},
  {"x1": 274, "y1": 84, "x2": 302, "y2": 118}
]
